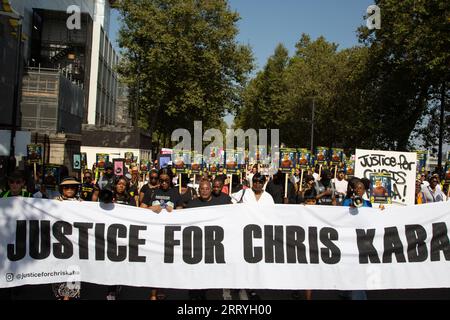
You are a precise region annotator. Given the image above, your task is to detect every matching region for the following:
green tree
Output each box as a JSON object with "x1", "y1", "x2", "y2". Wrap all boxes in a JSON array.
[
  {"x1": 235, "y1": 44, "x2": 289, "y2": 133},
  {"x1": 116, "y1": 0, "x2": 253, "y2": 153},
  {"x1": 358, "y1": 0, "x2": 450, "y2": 151}
]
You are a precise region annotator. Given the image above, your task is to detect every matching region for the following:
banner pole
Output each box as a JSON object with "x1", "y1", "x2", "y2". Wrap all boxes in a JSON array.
[
  {"x1": 300, "y1": 169, "x2": 304, "y2": 192},
  {"x1": 179, "y1": 174, "x2": 182, "y2": 194},
  {"x1": 284, "y1": 173, "x2": 288, "y2": 198},
  {"x1": 229, "y1": 174, "x2": 233, "y2": 196}
]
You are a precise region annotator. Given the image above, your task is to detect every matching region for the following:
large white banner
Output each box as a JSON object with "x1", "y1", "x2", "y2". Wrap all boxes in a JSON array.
[
  {"x1": 1, "y1": 198, "x2": 449, "y2": 290},
  {"x1": 355, "y1": 149, "x2": 417, "y2": 206}
]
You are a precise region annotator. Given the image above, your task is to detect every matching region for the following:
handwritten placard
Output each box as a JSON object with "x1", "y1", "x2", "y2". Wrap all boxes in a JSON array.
[{"x1": 355, "y1": 149, "x2": 416, "y2": 206}]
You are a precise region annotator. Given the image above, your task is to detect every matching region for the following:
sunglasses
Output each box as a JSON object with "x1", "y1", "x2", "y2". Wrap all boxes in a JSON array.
[
  {"x1": 150, "y1": 176, "x2": 159, "y2": 180},
  {"x1": 8, "y1": 180, "x2": 23, "y2": 185},
  {"x1": 84, "y1": 176, "x2": 92, "y2": 179},
  {"x1": 159, "y1": 179, "x2": 170, "y2": 184},
  {"x1": 63, "y1": 186, "x2": 77, "y2": 190}
]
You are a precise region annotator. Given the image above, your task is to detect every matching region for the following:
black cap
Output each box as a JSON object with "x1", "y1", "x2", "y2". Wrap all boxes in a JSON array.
[{"x1": 7, "y1": 170, "x2": 24, "y2": 181}]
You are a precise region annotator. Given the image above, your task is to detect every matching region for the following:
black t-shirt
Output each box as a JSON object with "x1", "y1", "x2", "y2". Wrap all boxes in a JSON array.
[
  {"x1": 148, "y1": 188, "x2": 182, "y2": 208},
  {"x1": 212, "y1": 193, "x2": 233, "y2": 205},
  {"x1": 179, "y1": 187, "x2": 197, "y2": 208},
  {"x1": 114, "y1": 192, "x2": 136, "y2": 206},
  {"x1": 140, "y1": 184, "x2": 158, "y2": 202},
  {"x1": 80, "y1": 183, "x2": 99, "y2": 201},
  {"x1": 265, "y1": 179, "x2": 296, "y2": 204}
]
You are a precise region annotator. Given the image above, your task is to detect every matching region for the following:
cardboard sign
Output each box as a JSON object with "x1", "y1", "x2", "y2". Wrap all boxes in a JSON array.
[
  {"x1": 43, "y1": 164, "x2": 60, "y2": 191},
  {"x1": 296, "y1": 148, "x2": 311, "y2": 170},
  {"x1": 369, "y1": 172, "x2": 392, "y2": 204},
  {"x1": 279, "y1": 148, "x2": 296, "y2": 173},
  {"x1": 96, "y1": 154, "x2": 109, "y2": 171},
  {"x1": 416, "y1": 151, "x2": 427, "y2": 174},
  {"x1": 172, "y1": 150, "x2": 191, "y2": 174},
  {"x1": 125, "y1": 152, "x2": 134, "y2": 165},
  {"x1": 190, "y1": 152, "x2": 203, "y2": 175},
  {"x1": 27, "y1": 144, "x2": 42, "y2": 165},
  {"x1": 113, "y1": 159, "x2": 125, "y2": 177},
  {"x1": 80, "y1": 153, "x2": 87, "y2": 168},
  {"x1": 315, "y1": 146, "x2": 329, "y2": 167},
  {"x1": 330, "y1": 148, "x2": 344, "y2": 167},
  {"x1": 355, "y1": 149, "x2": 416, "y2": 206},
  {"x1": 73, "y1": 154, "x2": 81, "y2": 170}
]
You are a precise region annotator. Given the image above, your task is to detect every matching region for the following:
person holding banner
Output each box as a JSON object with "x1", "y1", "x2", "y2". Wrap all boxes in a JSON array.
[
  {"x1": 53, "y1": 177, "x2": 82, "y2": 300},
  {"x1": 139, "y1": 169, "x2": 159, "y2": 205},
  {"x1": 80, "y1": 170, "x2": 99, "y2": 202},
  {"x1": 113, "y1": 176, "x2": 137, "y2": 206},
  {"x1": 265, "y1": 170, "x2": 296, "y2": 204},
  {"x1": 313, "y1": 170, "x2": 336, "y2": 206},
  {"x1": 231, "y1": 173, "x2": 274, "y2": 205},
  {"x1": 212, "y1": 177, "x2": 233, "y2": 205},
  {"x1": 422, "y1": 175, "x2": 447, "y2": 203},
  {"x1": 97, "y1": 163, "x2": 115, "y2": 191},
  {"x1": 179, "y1": 173, "x2": 198, "y2": 208},
  {"x1": 415, "y1": 179, "x2": 428, "y2": 204},
  {"x1": 140, "y1": 168, "x2": 183, "y2": 213}
]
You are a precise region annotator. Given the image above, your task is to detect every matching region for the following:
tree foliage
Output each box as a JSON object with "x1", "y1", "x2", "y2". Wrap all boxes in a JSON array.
[
  {"x1": 235, "y1": 0, "x2": 449, "y2": 153},
  {"x1": 116, "y1": 0, "x2": 254, "y2": 152}
]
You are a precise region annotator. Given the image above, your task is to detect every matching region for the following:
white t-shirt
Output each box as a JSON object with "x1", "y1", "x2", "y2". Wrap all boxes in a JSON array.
[
  {"x1": 422, "y1": 185, "x2": 447, "y2": 203},
  {"x1": 332, "y1": 178, "x2": 348, "y2": 195},
  {"x1": 231, "y1": 189, "x2": 275, "y2": 205}
]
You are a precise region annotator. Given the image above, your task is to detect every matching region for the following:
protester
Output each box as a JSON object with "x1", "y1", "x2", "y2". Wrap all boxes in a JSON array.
[
  {"x1": 113, "y1": 175, "x2": 136, "y2": 206},
  {"x1": 313, "y1": 170, "x2": 336, "y2": 205},
  {"x1": 53, "y1": 177, "x2": 82, "y2": 300},
  {"x1": 265, "y1": 170, "x2": 296, "y2": 204},
  {"x1": 97, "y1": 163, "x2": 115, "y2": 191},
  {"x1": 139, "y1": 169, "x2": 159, "y2": 205},
  {"x1": 0, "y1": 171, "x2": 33, "y2": 198},
  {"x1": 212, "y1": 177, "x2": 233, "y2": 205},
  {"x1": 295, "y1": 175, "x2": 316, "y2": 204},
  {"x1": 140, "y1": 168, "x2": 183, "y2": 213},
  {"x1": 422, "y1": 175, "x2": 447, "y2": 202},
  {"x1": 415, "y1": 179, "x2": 428, "y2": 204},
  {"x1": 331, "y1": 169, "x2": 348, "y2": 203},
  {"x1": 105, "y1": 175, "x2": 136, "y2": 300},
  {"x1": 179, "y1": 173, "x2": 198, "y2": 208},
  {"x1": 80, "y1": 170, "x2": 99, "y2": 201},
  {"x1": 232, "y1": 173, "x2": 274, "y2": 205}
]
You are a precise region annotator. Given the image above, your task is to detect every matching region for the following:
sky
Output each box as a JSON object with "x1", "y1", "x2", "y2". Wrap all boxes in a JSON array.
[{"x1": 109, "y1": 0, "x2": 374, "y2": 71}]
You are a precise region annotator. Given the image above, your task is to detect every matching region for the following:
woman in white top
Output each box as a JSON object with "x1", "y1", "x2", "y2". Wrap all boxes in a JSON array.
[{"x1": 232, "y1": 173, "x2": 275, "y2": 205}]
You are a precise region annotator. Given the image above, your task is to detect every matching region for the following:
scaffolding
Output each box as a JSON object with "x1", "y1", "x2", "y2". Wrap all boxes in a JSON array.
[{"x1": 21, "y1": 66, "x2": 84, "y2": 134}]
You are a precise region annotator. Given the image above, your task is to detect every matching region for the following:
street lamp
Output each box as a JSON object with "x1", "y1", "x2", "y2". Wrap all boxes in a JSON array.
[
  {"x1": 310, "y1": 97, "x2": 315, "y2": 154},
  {"x1": 0, "y1": 10, "x2": 24, "y2": 158}
]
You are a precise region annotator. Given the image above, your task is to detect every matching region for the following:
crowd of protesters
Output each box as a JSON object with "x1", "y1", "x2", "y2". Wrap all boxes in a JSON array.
[{"x1": 0, "y1": 160, "x2": 449, "y2": 301}]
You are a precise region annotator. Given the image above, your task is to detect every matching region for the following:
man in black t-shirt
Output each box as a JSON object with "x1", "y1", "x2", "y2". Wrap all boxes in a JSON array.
[{"x1": 211, "y1": 177, "x2": 232, "y2": 205}]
